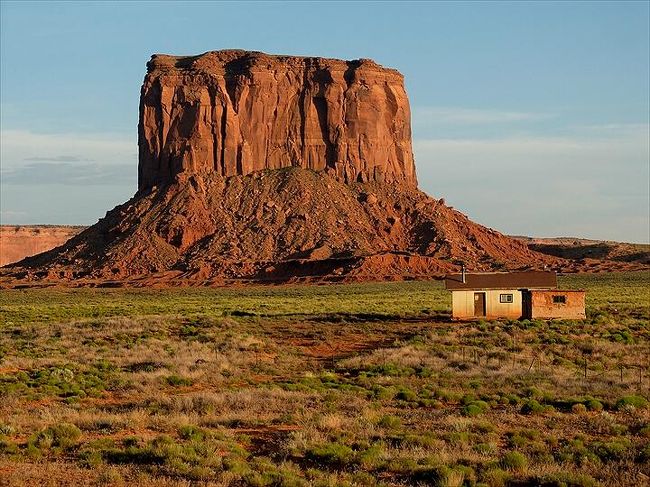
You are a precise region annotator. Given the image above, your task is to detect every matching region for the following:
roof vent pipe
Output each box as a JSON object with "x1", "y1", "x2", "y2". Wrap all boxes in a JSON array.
[{"x1": 461, "y1": 264, "x2": 466, "y2": 284}]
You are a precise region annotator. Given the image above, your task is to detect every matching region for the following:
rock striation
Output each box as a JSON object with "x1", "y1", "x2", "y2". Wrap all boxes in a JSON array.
[{"x1": 138, "y1": 50, "x2": 416, "y2": 191}]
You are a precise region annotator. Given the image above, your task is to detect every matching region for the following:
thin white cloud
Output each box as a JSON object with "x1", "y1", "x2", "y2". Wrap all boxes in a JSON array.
[
  {"x1": 0, "y1": 209, "x2": 27, "y2": 219},
  {"x1": 412, "y1": 106, "x2": 554, "y2": 126},
  {"x1": 567, "y1": 123, "x2": 650, "y2": 140},
  {"x1": 2, "y1": 161, "x2": 134, "y2": 186},
  {"x1": 415, "y1": 123, "x2": 648, "y2": 170},
  {"x1": 414, "y1": 123, "x2": 650, "y2": 243},
  {"x1": 0, "y1": 130, "x2": 137, "y2": 222},
  {"x1": 23, "y1": 155, "x2": 94, "y2": 162},
  {"x1": 0, "y1": 130, "x2": 135, "y2": 170}
]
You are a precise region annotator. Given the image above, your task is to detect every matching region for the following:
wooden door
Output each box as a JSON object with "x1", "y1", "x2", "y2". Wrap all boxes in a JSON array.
[
  {"x1": 521, "y1": 291, "x2": 531, "y2": 319},
  {"x1": 474, "y1": 292, "x2": 486, "y2": 317}
]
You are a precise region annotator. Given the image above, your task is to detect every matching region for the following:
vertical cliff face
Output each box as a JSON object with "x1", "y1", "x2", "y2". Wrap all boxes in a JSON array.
[{"x1": 138, "y1": 50, "x2": 416, "y2": 191}]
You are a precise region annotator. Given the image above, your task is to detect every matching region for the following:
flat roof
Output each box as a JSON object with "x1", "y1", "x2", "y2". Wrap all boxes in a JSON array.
[{"x1": 445, "y1": 271, "x2": 557, "y2": 291}]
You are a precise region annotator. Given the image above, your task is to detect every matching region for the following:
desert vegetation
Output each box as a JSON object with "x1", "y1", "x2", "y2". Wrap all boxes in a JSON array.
[{"x1": 0, "y1": 272, "x2": 648, "y2": 486}]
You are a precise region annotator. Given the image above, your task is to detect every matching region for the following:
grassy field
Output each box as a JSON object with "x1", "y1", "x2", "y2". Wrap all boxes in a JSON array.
[{"x1": 0, "y1": 272, "x2": 648, "y2": 486}]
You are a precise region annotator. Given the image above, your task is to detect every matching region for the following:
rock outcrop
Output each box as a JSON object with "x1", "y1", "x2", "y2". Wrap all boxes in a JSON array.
[{"x1": 138, "y1": 50, "x2": 416, "y2": 191}]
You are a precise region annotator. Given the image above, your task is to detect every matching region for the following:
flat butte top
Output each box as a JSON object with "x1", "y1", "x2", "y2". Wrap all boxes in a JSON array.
[{"x1": 146, "y1": 49, "x2": 404, "y2": 79}]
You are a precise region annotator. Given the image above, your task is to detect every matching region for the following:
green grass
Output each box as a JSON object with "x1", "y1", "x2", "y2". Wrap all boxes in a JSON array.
[
  {"x1": 0, "y1": 272, "x2": 648, "y2": 486},
  {"x1": 1, "y1": 272, "x2": 647, "y2": 326},
  {"x1": 0, "y1": 280, "x2": 449, "y2": 325},
  {"x1": 560, "y1": 272, "x2": 650, "y2": 311}
]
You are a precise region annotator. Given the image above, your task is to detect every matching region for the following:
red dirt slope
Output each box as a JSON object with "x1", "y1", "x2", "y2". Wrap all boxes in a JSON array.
[{"x1": 2, "y1": 169, "x2": 566, "y2": 287}]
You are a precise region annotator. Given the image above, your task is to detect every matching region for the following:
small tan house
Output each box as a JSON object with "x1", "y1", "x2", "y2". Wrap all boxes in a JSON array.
[{"x1": 445, "y1": 270, "x2": 585, "y2": 320}]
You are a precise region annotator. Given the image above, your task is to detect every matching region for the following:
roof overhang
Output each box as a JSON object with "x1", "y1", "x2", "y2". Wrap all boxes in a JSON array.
[{"x1": 444, "y1": 271, "x2": 557, "y2": 291}]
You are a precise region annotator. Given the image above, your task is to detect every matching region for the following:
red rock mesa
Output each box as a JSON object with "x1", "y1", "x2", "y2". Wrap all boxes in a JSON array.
[{"x1": 138, "y1": 50, "x2": 416, "y2": 191}]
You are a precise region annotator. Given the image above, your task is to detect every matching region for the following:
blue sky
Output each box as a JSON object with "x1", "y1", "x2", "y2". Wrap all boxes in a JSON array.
[{"x1": 1, "y1": 1, "x2": 648, "y2": 242}]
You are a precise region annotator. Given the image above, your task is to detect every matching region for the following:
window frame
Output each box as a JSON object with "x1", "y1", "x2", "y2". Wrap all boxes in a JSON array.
[
  {"x1": 552, "y1": 295, "x2": 567, "y2": 304},
  {"x1": 499, "y1": 293, "x2": 514, "y2": 304}
]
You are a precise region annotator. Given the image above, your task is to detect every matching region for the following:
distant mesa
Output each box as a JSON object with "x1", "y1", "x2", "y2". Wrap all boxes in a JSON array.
[
  {"x1": 1, "y1": 50, "x2": 646, "y2": 287},
  {"x1": 0, "y1": 226, "x2": 84, "y2": 267}
]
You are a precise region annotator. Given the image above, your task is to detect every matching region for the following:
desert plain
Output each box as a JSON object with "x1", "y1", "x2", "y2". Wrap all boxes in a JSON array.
[{"x1": 0, "y1": 49, "x2": 648, "y2": 487}]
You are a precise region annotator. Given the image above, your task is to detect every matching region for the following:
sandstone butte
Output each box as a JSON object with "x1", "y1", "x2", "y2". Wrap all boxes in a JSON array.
[
  {"x1": 2, "y1": 50, "x2": 645, "y2": 287},
  {"x1": 138, "y1": 50, "x2": 416, "y2": 191}
]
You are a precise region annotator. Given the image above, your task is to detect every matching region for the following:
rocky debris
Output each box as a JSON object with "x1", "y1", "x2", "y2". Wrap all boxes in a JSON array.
[
  {"x1": 138, "y1": 50, "x2": 416, "y2": 191},
  {"x1": 0, "y1": 167, "x2": 611, "y2": 287}
]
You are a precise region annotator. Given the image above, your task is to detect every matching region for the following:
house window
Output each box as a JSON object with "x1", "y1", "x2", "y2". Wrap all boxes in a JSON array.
[
  {"x1": 553, "y1": 295, "x2": 567, "y2": 304},
  {"x1": 500, "y1": 293, "x2": 513, "y2": 303}
]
